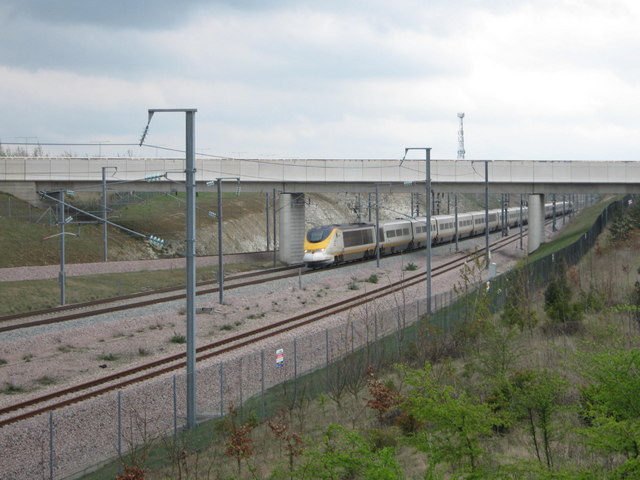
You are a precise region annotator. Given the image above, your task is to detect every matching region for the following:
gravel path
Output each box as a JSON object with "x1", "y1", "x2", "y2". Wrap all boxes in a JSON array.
[
  {"x1": 0, "y1": 252, "x2": 273, "y2": 283},
  {"x1": 0, "y1": 229, "x2": 548, "y2": 479}
]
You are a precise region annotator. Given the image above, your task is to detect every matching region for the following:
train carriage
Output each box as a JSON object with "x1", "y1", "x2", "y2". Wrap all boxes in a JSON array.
[
  {"x1": 457, "y1": 213, "x2": 475, "y2": 239},
  {"x1": 411, "y1": 217, "x2": 436, "y2": 248},
  {"x1": 378, "y1": 219, "x2": 414, "y2": 254},
  {"x1": 434, "y1": 215, "x2": 456, "y2": 243},
  {"x1": 303, "y1": 201, "x2": 571, "y2": 268}
]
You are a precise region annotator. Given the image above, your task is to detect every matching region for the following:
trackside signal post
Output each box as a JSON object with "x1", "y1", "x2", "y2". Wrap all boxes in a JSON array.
[{"x1": 140, "y1": 108, "x2": 198, "y2": 430}]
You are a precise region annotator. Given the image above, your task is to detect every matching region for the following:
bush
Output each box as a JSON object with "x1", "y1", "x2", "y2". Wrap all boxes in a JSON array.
[
  {"x1": 544, "y1": 266, "x2": 583, "y2": 324},
  {"x1": 170, "y1": 333, "x2": 186, "y2": 344}
]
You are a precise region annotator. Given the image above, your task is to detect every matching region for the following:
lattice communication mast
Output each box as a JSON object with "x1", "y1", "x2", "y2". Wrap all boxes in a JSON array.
[{"x1": 457, "y1": 112, "x2": 465, "y2": 160}]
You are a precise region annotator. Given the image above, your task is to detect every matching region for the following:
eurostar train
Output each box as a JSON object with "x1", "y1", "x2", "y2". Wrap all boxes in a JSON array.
[{"x1": 303, "y1": 201, "x2": 572, "y2": 267}]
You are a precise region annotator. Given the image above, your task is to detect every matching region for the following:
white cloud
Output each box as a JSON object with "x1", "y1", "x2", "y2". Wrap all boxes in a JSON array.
[{"x1": 0, "y1": 0, "x2": 638, "y2": 159}]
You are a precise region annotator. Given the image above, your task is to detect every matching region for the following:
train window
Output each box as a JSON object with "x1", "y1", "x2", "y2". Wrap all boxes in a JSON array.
[
  {"x1": 395, "y1": 229, "x2": 403, "y2": 236},
  {"x1": 306, "y1": 226, "x2": 333, "y2": 243},
  {"x1": 344, "y1": 228, "x2": 374, "y2": 247},
  {"x1": 378, "y1": 228, "x2": 385, "y2": 242},
  {"x1": 388, "y1": 230, "x2": 396, "y2": 238},
  {"x1": 403, "y1": 228, "x2": 409, "y2": 235}
]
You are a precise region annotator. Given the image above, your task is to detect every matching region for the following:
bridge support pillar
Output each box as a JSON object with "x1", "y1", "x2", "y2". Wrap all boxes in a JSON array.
[
  {"x1": 528, "y1": 194, "x2": 545, "y2": 253},
  {"x1": 278, "y1": 193, "x2": 306, "y2": 264}
]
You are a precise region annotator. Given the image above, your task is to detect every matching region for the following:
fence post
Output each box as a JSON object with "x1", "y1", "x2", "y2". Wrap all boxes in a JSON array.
[
  {"x1": 396, "y1": 307, "x2": 402, "y2": 359},
  {"x1": 261, "y1": 349, "x2": 265, "y2": 421},
  {"x1": 239, "y1": 357, "x2": 243, "y2": 420},
  {"x1": 293, "y1": 338, "x2": 298, "y2": 403},
  {"x1": 49, "y1": 411, "x2": 55, "y2": 480},
  {"x1": 219, "y1": 363, "x2": 225, "y2": 418},
  {"x1": 173, "y1": 376, "x2": 177, "y2": 440},
  {"x1": 351, "y1": 323, "x2": 355, "y2": 354},
  {"x1": 325, "y1": 329, "x2": 329, "y2": 390},
  {"x1": 117, "y1": 390, "x2": 122, "y2": 458}
]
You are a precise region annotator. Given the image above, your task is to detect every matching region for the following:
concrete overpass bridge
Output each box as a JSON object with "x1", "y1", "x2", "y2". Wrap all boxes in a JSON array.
[{"x1": 1, "y1": 156, "x2": 638, "y2": 260}]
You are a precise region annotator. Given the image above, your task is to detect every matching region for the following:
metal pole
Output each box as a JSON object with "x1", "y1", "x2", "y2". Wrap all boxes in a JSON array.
[
  {"x1": 410, "y1": 192, "x2": 414, "y2": 219},
  {"x1": 141, "y1": 108, "x2": 199, "y2": 430},
  {"x1": 273, "y1": 188, "x2": 277, "y2": 266},
  {"x1": 219, "y1": 362, "x2": 225, "y2": 417},
  {"x1": 59, "y1": 191, "x2": 66, "y2": 306},
  {"x1": 173, "y1": 375, "x2": 178, "y2": 440},
  {"x1": 185, "y1": 110, "x2": 197, "y2": 429},
  {"x1": 117, "y1": 390, "x2": 122, "y2": 457},
  {"x1": 375, "y1": 184, "x2": 380, "y2": 267},
  {"x1": 520, "y1": 194, "x2": 524, "y2": 250},
  {"x1": 49, "y1": 411, "x2": 55, "y2": 480},
  {"x1": 401, "y1": 147, "x2": 432, "y2": 314},
  {"x1": 484, "y1": 161, "x2": 489, "y2": 268},
  {"x1": 265, "y1": 193, "x2": 270, "y2": 251},
  {"x1": 552, "y1": 193, "x2": 557, "y2": 231},
  {"x1": 217, "y1": 179, "x2": 224, "y2": 304},
  {"x1": 260, "y1": 350, "x2": 265, "y2": 420},
  {"x1": 102, "y1": 168, "x2": 108, "y2": 262},
  {"x1": 426, "y1": 148, "x2": 432, "y2": 314},
  {"x1": 454, "y1": 193, "x2": 459, "y2": 251},
  {"x1": 102, "y1": 166, "x2": 116, "y2": 262}
]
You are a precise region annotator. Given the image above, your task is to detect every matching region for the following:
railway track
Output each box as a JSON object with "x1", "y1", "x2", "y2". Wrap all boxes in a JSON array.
[
  {"x1": 0, "y1": 226, "x2": 529, "y2": 428},
  {"x1": 0, "y1": 226, "x2": 525, "y2": 333}
]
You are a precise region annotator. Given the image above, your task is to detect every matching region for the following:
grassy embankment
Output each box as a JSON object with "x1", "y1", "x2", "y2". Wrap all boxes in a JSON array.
[{"x1": 0, "y1": 192, "x2": 272, "y2": 315}]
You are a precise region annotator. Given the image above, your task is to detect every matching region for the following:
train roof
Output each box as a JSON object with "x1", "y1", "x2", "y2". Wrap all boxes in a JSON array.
[{"x1": 308, "y1": 223, "x2": 375, "y2": 230}]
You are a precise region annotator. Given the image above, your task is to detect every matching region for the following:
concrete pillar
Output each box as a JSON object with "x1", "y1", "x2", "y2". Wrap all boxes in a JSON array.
[
  {"x1": 278, "y1": 193, "x2": 305, "y2": 264},
  {"x1": 528, "y1": 194, "x2": 545, "y2": 253}
]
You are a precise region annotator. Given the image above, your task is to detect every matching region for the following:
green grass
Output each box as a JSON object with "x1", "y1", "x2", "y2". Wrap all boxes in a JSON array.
[
  {"x1": 0, "y1": 260, "x2": 277, "y2": 316},
  {"x1": 0, "y1": 382, "x2": 25, "y2": 395},
  {"x1": 526, "y1": 196, "x2": 622, "y2": 264},
  {"x1": 35, "y1": 376, "x2": 56, "y2": 386},
  {"x1": 0, "y1": 191, "x2": 267, "y2": 269}
]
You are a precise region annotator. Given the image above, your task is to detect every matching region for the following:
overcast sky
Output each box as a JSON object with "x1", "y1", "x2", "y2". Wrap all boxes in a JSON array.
[{"x1": 0, "y1": 0, "x2": 638, "y2": 160}]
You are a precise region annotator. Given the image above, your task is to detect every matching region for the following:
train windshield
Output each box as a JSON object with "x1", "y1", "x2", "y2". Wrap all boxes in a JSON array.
[{"x1": 306, "y1": 226, "x2": 333, "y2": 243}]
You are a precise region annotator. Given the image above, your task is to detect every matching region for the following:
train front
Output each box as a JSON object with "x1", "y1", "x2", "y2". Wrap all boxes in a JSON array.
[{"x1": 303, "y1": 225, "x2": 336, "y2": 267}]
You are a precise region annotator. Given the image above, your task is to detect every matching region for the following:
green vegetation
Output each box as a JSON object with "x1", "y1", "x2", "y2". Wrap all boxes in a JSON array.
[
  {"x1": 98, "y1": 353, "x2": 119, "y2": 362},
  {"x1": 170, "y1": 332, "x2": 187, "y2": 344},
  {"x1": 525, "y1": 196, "x2": 621, "y2": 264},
  {"x1": 365, "y1": 273, "x2": 379, "y2": 284},
  {"x1": 405, "y1": 262, "x2": 418, "y2": 271},
  {"x1": 0, "y1": 383, "x2": 25, "y2": 395},
  {"x1": 35, "y1": 376, "x2": 57, "y2": 386}
]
